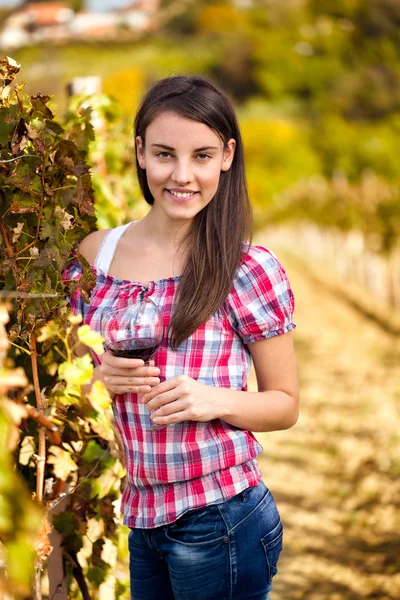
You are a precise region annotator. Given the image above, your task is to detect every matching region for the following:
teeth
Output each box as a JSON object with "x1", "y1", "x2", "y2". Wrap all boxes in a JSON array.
[{"x1": 169, "y1": 190, "x2": 195, "y2": 198}]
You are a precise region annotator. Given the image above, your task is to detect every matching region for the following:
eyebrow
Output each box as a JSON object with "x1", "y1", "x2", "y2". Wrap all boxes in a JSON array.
[{"x1": 151, "y1": 144, "x2": 219, "y2": 152}]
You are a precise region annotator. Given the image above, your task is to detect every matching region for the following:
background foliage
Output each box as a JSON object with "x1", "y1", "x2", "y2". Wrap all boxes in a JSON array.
[
  {"x1": 10, "y1": 0, "x2": 400, "y2": 255},
  {"x1": 0, "y1": 58, "x2": 128, "y2": 598}
]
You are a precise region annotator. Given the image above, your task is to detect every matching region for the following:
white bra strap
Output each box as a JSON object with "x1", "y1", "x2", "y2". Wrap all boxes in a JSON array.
[{"x1": 94, "y1": 221, "x2": 134, "y2": 275}]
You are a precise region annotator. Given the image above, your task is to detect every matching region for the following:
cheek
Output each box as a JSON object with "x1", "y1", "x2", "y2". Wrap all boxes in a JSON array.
[
  {"x1": 146, "y1": 162, "x2": 171, "y2": 186},
  {"x1": 202, "y1": 167, "x2": 222, "y2": 193}
]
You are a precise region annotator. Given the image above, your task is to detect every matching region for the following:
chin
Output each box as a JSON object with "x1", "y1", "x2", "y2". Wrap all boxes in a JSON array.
[{"x1": 164, "y1": 204, "x2": 204, "y2": 221}]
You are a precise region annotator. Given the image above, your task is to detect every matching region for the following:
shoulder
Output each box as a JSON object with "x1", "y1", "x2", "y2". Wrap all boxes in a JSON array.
[
  {"x1": 78, "y1": 229, "x2": 111, "y2": 265},
  {"x1": 229, "y1": 243, "x2": 292, "y2": 298},
  {"x1": 239, "y1": 244, "x2": 285, "y2": 277}
]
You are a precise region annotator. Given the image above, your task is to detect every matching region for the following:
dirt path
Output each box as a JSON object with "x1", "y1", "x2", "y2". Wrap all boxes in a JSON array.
[{"x1": 252, "y1": 251, "x2": 400, "y2": 600}]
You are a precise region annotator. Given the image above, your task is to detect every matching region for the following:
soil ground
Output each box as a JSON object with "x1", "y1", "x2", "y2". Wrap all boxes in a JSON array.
[{"x1": 252, "y1": 250, "x2": 400, "y2": 600}]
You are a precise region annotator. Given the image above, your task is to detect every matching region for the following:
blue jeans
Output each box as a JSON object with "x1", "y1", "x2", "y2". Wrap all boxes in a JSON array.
[{"x1": 128, "y1": 481, "x2": 283, "y2": 599}]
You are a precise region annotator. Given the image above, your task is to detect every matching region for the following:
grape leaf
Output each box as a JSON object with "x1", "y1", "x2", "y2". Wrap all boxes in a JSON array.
[
  {"x1": 58, "y1": 353, "x2": 93, "y2": 386},
  {"x1": 47, "y1": 445, "x2": 78, "y2": 480},
  {"x1": 77, "y1": 325, "x2": 105, "y2": 355},
  {"x1": 0, "y1": 104, "x2": 19, "y2": 147},
  {"x1": 82, "y1": 440, "x2": 105, "y2": 463}
]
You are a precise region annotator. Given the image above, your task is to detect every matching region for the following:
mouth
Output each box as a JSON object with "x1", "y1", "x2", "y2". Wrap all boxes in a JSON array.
[{"x1": 165, "y1": 189, "x2": 199, "y2": 200}]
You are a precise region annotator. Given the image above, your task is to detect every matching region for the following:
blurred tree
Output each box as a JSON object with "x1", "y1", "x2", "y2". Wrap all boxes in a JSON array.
[
  {"x1": 209, "y1": 36, "x2": 261, "y2": 103},
  {"x1": 355, "y1": 0, "x2": 400, "y2": 38},
  {"x1": 22, "y1": 0, "x2": 84, "y2": 10}
]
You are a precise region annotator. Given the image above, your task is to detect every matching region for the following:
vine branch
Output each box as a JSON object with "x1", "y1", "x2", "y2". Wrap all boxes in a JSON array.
[{"x1": 30, "y1": 333, "x2": 46, "y2": 504}]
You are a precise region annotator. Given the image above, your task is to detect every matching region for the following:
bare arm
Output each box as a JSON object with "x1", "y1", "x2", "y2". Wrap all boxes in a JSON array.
[
  {"x1": 143, "y1": 331, "x2": 299, "y2": 433},
  {"x1": 215, "y1": 331, "x2": 299, "y2": 431}
]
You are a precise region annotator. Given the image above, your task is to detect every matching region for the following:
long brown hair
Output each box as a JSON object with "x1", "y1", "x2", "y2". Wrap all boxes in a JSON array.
[{"x1": 134, "y1": 75, "x2": 253, "y2": 349}]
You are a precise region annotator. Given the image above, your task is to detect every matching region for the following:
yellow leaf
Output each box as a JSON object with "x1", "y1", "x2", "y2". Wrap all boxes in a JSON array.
[
  {"x1": 37, "y1": 321, "x2": 61, "y2": 342},
  {"x1": 54, "y1": 207, "x2": 74, "y2": 230},
  {"x1": 12, "y1": 222, "x2": 24, "y2": 243},
  {"x1": 19, "y1": 435, "x2": 36, "y2": 466},
  {"x1": 0, "y1": 367, "x2": 28, "y2": 390},
  {"x1": 58, "y1": 354, "x2": 93, "y2": 386},
  {"x1": 88, "y1": 380, "x2": 112, "y2": 412},
  {"x1": 1, "y1": 399, "x2": 28, "y2": 450},
  {"x1": 88, "y1": 414, "x2": 114, "y2": 442},
  {"x1": 67, "y1": 313, "x2": 83, "y2": 325},
  {"x1": 56, "y1": 384, "x2": 82, "y2": 405},
  {"x1": 0, "y1": 303, "x2": 10, "y2": 325},
  {"x1": 47, "y1": 446, "x2": 78, "y2": 480},
  {"x1": 29, "y1": 247, "x2": 39, "y2": 258},
  {"x1": 77, "y1": 325, "x2": 105, "y2": 355}
]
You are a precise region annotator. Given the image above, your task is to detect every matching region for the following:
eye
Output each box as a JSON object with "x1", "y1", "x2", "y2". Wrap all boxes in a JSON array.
[
  {"x1": 156, "y1": 151, "x2": 173, "y2": 159},
  {"x1": 196, "y1": 153, "x2": 212, "y2": 161}
]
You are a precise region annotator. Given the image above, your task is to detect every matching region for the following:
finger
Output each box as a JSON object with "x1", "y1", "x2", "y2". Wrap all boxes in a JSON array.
[
  {"x1": 101, "y1": 365, "x2": 160, "y2": 378},
  {"x1": 111, "y1": 384, "x2": 153, "y2": 395},
  {"x1": 102, "y1": 351, "x2": 145, "y2": 369},
  {"x1": 152, "y1": 400, "x2": 187, "y2": 417},
  {"x1": 142, "y1": 379, "x2": 178, "y2": 403},
  {"x1": 105, "y1": 376, "x2": 160, "y2": 388},
  {"x1": 145, "y1": 389, "x2": 180, "y2": 411},
  {"x1": 151, "y1": 409, "x2": 187, "y2": 427}
]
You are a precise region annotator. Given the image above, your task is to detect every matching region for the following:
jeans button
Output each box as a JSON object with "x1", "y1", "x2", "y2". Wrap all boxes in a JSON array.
[{"x1": 223, "y1": 536, "x2": 229, "y2": 544}]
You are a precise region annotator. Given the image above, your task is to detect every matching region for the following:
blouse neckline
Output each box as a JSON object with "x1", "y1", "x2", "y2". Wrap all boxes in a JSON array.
[
  {"x1": 91, "y1": 263, "x2": 181, "y2": 288},
  {"x1": 91, "y1": 220, "x2": 182, "y2": 288}
]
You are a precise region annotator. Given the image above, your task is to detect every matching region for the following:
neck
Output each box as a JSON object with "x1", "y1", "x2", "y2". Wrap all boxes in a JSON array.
[{"x1": 140, "y1": 207, "x2": 192, "y2": 250}]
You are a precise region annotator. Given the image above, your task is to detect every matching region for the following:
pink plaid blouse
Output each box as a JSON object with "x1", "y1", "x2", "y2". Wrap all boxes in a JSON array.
[{"x1": 62, "y1": 222, "x2": 296, "y2": 528}]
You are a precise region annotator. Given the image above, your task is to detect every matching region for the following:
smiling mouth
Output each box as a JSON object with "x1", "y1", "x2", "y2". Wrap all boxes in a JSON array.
[{"x1": 167, "y1": 189, "x2": 198, "y2": 198}]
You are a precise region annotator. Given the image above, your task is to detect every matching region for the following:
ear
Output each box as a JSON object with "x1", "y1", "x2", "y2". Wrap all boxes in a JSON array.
[
  {"x1": 136, "y1": 136, "x2": 146, "y2": 169},
  {"x1": 221, "y1": 138, "x2": 236, "y2": 172}
]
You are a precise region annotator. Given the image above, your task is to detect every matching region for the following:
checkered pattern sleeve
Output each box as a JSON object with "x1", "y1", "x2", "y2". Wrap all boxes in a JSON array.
[{"x1": 226, "y1": 245, "x2": 296, "y2": 344}]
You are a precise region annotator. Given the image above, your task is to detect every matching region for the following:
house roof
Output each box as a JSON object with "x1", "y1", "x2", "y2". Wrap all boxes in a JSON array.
[
  {"x1": 116, "y1": 0, "x2": 159, "y2": 14},
  {"x1": 20, "y1": 2, "x2": 73, "y2": 26}
]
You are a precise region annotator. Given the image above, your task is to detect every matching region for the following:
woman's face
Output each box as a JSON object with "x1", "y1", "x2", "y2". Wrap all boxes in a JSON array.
[{"x1": 136, "y1": 111, "x2": 235, "y2": 224}]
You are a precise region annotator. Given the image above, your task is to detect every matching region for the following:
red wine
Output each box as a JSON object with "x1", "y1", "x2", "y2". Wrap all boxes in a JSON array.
[{"x1": 110, "y1": 343, "x2": 160, "y2": 362}]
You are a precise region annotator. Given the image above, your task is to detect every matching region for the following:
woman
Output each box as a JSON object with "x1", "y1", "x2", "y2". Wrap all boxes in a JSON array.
[{"x1": 63, "y1": 75, "x2": 299, "y2": 600}]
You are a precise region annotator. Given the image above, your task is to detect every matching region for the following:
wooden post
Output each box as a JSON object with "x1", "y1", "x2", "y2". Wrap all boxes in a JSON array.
[{"x1": 47, "y1": 492, "x2": 69, "y2": 600}]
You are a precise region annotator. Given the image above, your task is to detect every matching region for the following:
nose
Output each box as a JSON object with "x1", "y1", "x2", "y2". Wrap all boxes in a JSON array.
[{"x1": 172, "y1": 159, "x2": 194, "y2": 185}]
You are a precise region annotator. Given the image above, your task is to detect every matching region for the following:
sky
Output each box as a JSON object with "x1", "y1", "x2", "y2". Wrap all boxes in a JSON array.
[{"x1": 0, "y1": 0, "x2": 135, "y2": 11}]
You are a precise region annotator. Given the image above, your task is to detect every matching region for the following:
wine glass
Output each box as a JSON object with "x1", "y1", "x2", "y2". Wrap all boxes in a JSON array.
[{"x1": 100, "y1": 295, "x2": 165, "y2": 431}]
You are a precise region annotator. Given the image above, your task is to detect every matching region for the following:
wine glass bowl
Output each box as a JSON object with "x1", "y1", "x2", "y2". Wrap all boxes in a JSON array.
[{"x1": 100, "y1": 296, "x2": 164, "y2": 362}]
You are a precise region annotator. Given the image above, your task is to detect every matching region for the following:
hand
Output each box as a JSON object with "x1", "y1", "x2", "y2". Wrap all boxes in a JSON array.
[
  {"x1": 141, "y1": 375, "x2": 221, "y2": 427},
  {"x1": 98, "y1": 351, "x2": 161, "y2": 397}
]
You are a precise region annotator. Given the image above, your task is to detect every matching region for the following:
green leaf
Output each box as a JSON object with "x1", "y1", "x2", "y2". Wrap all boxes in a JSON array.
[
  {"x1": 0, "y1": 104, "x2": 19, "y2": 147},
  {"x1": 90, "y1": 463, "x2": 122, "y2": 499},
  {"x1": 5, "y1": 537, "x2": 36, "y2": 595},
  {"x1": 39, "y1": 220, "x2": 56, "y2": 241},
  {"x1": 58, "y1": 354, "x2": 93, "y2": 386},
  {"x1": 53, "y1": 511, "x2": 80, "y2": 537},
  {"x1": 9, "y1": 195, "x2": 40, "y2": 214},
  {"x1": 87, "y1": 563, "x2": 109, "y2": 587},
  {"x1": 82, "y1": 440, "x2": 105, "y2": 463},
  {"x1": 30, "y1": 93, "x2": 54, "y2": 119},
  {"x1": 6, "y1": 160, "x2": 42, "y2": 195}
]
